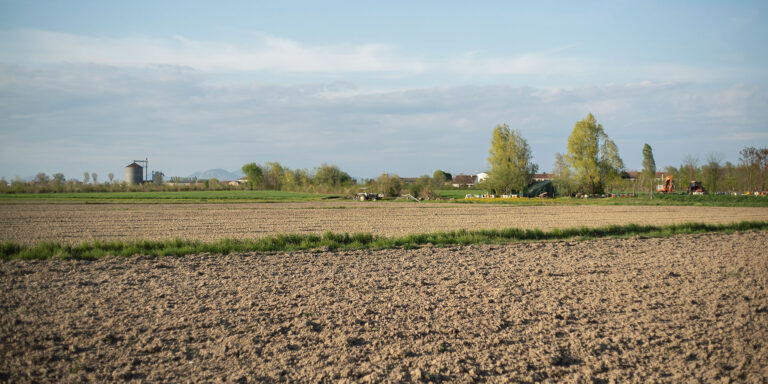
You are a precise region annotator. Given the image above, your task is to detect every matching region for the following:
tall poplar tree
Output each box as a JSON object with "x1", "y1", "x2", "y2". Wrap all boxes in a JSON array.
[
  {"x1": 487, "y1": 124, "x2": 537, "y2": 195},
  {"x1": 642, "y1": 143, "x2": 656, "y2": 194}
]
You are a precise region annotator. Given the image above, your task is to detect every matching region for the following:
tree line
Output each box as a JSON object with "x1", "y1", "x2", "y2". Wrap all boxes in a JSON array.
[
  {"x1": 240, "y1": 162, "x2": 355, "y2": 193},
  {"x1": 485, "y1": 113, "x2": 768, "y2": 196},
  {"x1": 5, "y1": 113, "x2": 766, "y2": 197},
  {"x1": 0, "y1": 163, "x2": 359, "y2": 194},
  {"x1": 0, "y1": 171, "x2": 126, "y2": 193},
  {"x1": 0, "y1": 160, "x2": 454, "y2": 198},
  {"x1": 240, "y1": 162, "x2": 452, "y2": 199}
]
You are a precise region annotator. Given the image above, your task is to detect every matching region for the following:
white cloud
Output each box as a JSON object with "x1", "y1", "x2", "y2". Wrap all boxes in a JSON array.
[
  {"x1": 1, "y1": 63, "x2": 765, "y2": 180},
  {"x1": 0, "y1": 29, "x2": 427, "y2": 74},
  {"x1": 449, "y1": 46, "x2": 595, "y2": 76},
  {"x1": 0, "y1": 29, "x2": 749, "y2": 87}
]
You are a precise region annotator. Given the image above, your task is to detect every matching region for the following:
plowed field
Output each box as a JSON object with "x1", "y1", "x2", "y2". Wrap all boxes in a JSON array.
[
  {"x1": 2, "y1": 231, "x2": 767, "y2": 382},
  {"x1": 1, "y1": 202, "x2": 768, "y2": 244}
]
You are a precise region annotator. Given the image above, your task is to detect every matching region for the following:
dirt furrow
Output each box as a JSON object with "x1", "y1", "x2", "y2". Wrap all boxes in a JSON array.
[{"x1": 1, "y1": 231, "x2": 766, "y2": 382}]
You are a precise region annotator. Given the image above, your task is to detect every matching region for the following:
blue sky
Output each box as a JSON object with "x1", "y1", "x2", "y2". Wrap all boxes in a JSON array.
[{"x1": 1, "y1": 1, "x2": 766, "y2": 180}]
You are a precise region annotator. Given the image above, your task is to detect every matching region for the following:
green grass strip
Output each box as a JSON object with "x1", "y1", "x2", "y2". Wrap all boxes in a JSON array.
[{"x1": 1, "y1": 221, "x2": 766, "y2": 260}]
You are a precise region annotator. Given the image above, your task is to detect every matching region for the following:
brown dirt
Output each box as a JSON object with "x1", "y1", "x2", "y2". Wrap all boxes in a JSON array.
[
  {"x1": 1, "y1": 202, "x2": 767, "y2": 244},
  {"x1": 1, "y1": 231, "x2": 767, "y2": 383}
]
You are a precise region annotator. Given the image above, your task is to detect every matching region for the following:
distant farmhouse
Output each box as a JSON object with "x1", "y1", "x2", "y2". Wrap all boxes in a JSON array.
[
  {"x1": 624, "y1": 171, "x2": 665, "y2": 182},
  {"x1": 451, "y1": 174, "x2": 478, "y2": 187}
]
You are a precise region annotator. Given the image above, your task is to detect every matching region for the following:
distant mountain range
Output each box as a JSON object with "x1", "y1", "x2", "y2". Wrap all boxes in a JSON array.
[{"x1": 187, "y1": 168, "x2": 243, "y2": 181}]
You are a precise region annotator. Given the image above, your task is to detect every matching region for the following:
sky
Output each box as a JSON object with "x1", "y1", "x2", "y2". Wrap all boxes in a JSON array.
[{"x1": 1, "y1": 1, "x2": 766, "y2": 181}]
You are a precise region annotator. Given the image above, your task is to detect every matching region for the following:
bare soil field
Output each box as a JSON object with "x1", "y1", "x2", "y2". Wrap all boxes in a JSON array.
[
  {"x1": 1, "y1": 231, "x2": 767, "y2": 383},
  {"x1": 1, "y1": 202, "x2": 768, "y2": 244}
]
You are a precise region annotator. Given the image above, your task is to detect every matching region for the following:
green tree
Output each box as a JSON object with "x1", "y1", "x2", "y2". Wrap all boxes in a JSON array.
[
  {"x1": 642, "y1": 144, "x2": 656, "y2": 178},
  {"x1": 407, "y1": 175, "x2": 434, "y2": 200},
  {"x1": 722, "y1": 162, "x2": 738, "y2": 192},
  {"x1": 739, "y1": 146, "x2": 768, "y2": 192},
  {"x1": 34, "y1": 172, "x2": 50, "y2": 185},
  {"x1": 552, "y1": 152, "x2": 576, "y2": 196},
  {"x1": 108, "y1": 172, "x2": 114, "y2": 183},
  {"x1": 52, "y1": 173, "x2": 65, "y2": 186},
  {"x1": 263, "y1": 162, "x2": 286, "y2": 190},
  {"x1": 294, "y1": 168, "x2": 312, "y2": 189},
  {"x1": 281, "y1": 170, "x2": 298, "y2": 191},
  {"x1": 565, "y1": 113, "x2": 624, "y2": 194},
  {"x1": 641, "y1": 143, "x2": 656, "y2": 195},
  {"x1": 241, "y1": 163, "x2": 263, "y2": 190},
  {"x1": 681, "y1": 154, "x2": 699, "y2": 183},
  {"x1": 431, "y1": 170, "x2": 452, "y2": 189},
  {"x1": 487, "y1": 124, "x2": 538, "y2": 195},
  {"x1": 152, "y1": 171, "x2": 164, "y2": 185},
  {"x1": 373, "y1": 173, "x2": 402, "y2": 197},
  {"x1": 703, "y1": 152, "x2": 724, "y2": 193},
  {"x1": 314, "y1": 164, "x2": 352, "y2": 188}
]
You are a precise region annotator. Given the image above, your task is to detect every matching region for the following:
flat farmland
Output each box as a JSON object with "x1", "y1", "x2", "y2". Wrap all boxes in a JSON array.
[
  {"x1": 1, "y1": 202, "x2": 768, "y2": 244},
  {"x1": 2, "y1": 232, "x2": 766, "y2": 382},
  {"x1": 2, "y1": 202, "x2": 768, "y2": 382}
]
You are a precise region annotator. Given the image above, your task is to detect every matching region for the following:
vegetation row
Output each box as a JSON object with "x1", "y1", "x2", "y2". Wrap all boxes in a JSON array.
[
  {"x1": 184, "y1": 116, "x2": 768, "y2": 198},
  {"x1": 5, "y1": 114, "x2": 767, "y2": 200},
  {"x1": 2, "y1": 221, "x2": 766, "y2": 260}
]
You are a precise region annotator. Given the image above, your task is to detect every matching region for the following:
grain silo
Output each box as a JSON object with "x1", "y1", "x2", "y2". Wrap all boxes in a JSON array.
[{"x1": 125, "y1": 162, "x2": 143, "y2": 185}]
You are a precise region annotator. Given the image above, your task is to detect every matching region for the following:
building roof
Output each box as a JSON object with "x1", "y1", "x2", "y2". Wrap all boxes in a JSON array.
[
  {"x1": 626, "y1": 171, "x2": 665, "y2": 179},
  {"x1": 452, "y1": 174, "x2": 477, "y2": 184},
  {"x1": 126, "y1": 162, "x2": 142, "y2": 168}
]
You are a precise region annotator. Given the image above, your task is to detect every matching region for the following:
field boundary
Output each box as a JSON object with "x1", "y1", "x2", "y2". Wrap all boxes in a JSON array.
[
  {"x1": 2, "y1": 221, "x2": 766, "y2": 260},
  {"x1": 2, "y1": 189, "x2": 768, "y2": 207}
]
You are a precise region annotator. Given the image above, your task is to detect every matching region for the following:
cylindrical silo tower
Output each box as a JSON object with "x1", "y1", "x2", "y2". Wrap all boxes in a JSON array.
[{"x1": 125, "y1": 162, "x2": 143, "y2": 185}]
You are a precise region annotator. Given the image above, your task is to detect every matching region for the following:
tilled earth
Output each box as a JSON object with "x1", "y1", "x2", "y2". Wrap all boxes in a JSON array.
[
  {"x1": 1, "y1": 231, "x2": 767, "y2": 383},
  {"x1": 1, "y1": 202, "x2": 768, "y2": 244}
]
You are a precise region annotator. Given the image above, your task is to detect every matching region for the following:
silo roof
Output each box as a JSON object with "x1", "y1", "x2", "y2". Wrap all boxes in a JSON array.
[{"x1": 126, "y1": 162, "x2": 142, "y2": 168}]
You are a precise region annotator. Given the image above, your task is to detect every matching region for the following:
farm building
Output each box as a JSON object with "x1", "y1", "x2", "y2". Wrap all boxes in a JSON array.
[
  {"x1": 125, "y1": 162, "x2": 143, "y2": 185},
  {"x1": 624, "y1": 171, "x2": 665, "y2": 182},
  {"x1": 452, "y1": 174, "x2": 478, "y2": 187}
]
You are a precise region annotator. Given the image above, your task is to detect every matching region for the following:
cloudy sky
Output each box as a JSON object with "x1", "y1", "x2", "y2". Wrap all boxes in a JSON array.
[{"x1": 1, "y1": 1, "x2": 766, "y2": 181}]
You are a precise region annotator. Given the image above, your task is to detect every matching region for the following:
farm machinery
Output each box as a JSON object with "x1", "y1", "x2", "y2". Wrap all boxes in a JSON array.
[
  {"x1": 356, "y1": 191, "x2": 383, "y2": 201},
  {"x1": 689, "y1": 181, "x2": 705, "y2": 195},
  {"x1": 656, "y1": 175, "x2": 674, "y2": 193}
]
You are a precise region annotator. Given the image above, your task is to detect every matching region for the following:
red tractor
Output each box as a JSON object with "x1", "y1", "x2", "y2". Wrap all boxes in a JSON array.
[{"x1": 689, "y1": 181, "x2": 705, "y2": 195}]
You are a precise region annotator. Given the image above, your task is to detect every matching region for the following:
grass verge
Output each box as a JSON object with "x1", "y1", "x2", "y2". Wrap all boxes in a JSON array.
[
  {"x1": 2, "y1": 221, "x2": 766, "y2": 260},
  {"x1": 447, "y1": 194, "x2": 768, "y2": 207}
]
